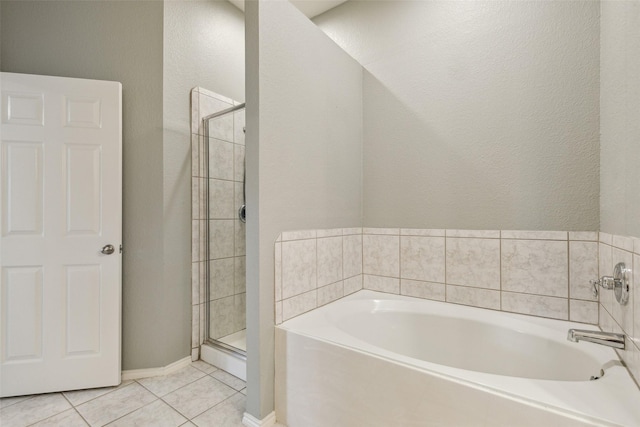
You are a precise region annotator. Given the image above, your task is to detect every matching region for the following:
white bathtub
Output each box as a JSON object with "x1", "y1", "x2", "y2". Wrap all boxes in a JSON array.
[{"x1": 275, "y1": 291, "x2": 640, "y2": 426}]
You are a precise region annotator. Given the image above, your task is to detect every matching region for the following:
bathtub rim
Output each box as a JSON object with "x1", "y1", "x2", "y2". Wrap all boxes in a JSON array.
[{"x1": 277, "y1": 290, "x2": 640, "y2": 426}]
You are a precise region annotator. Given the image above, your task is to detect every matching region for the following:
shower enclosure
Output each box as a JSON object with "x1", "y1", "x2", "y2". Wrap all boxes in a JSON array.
[
  {"x1": 204, "y1": 102, "x2": 246, "y2": 353},
  {"x1": 191, "y1": 87, "x2": 246, "y2": 378}
]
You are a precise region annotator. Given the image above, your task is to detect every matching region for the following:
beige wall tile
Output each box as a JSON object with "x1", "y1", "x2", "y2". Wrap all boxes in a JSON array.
[
  {"x1": 317, "y1": 228, "x2": 343, "y2": 238},
  {"x1": 209, "y1": 220, "x2": 234, "y2": 259},
  {"x1": 318, "y1": 281, "x2": 344, "y2": 306},
  {"x1": 501, "y1": 230, "x2": 567, "y2": 240},
  {"x1": 343, "y1": 234, "x2": 363, "y2": 278},
  {"x1": 569, "y1": 299, "x2": 598, "y2": 324},
  {"x1": 282, "y1": 290, "x2": 317, "y2": 322},
  {"x1": 502, "y1": 292, "x2": 568, "y2": 320},
  {"x1": 401, "y1": 279, "x2": 445, "y2": 301},
  {"x1": 446, "y1": 285, "x2": 500, "y2": 310},
  {"x1": 274, "y1": 243, "x2": 282, "y2": 302},
  {"x1": 209, "y1": 179, "x2": 235, "y2": 219},
  {"x1": 363, "y1": 234, "x2": 399, "y2": 277},
  {"x1": 400, "y1": 228, "x2": 445, "y2": 237},
  {"x1": 317, "y1": 236, "x2": 343, "y2": 287},
  {"x1": 400, "y1": 236, "x2": 445, "y2": 283},
  {"x1": 363, "y1": 227, "x2": 399, "y2": 235},
  {"x1": 363, "y1": 274, "x2": 399, "y2": 294},
  {"x1": 446, "y1": 230, "x2": 500, "y2": 238},
  {"x1": 446, "y1": 238, "x2": 500, "y2": 289},
  {"x1": 208, "y1": 138, "x2": 234, "y2": 180},
  {"x1": 501, "y1": 240, "x2": 568, "y2": 297},
  {"x1": 569, "y1": 231, "x2": 598, "y2": 241},
  {"x1": 569, "y1": 241, "x2": 598, "y2": 301},
  {"x1": 611, "y1": 248, "x2": 633, "y2": 337},
  {"x1": 282, "y1": 239, "x2": 317, "y2": 299},
  {"x1": 344, "y1": 275, "x2": 363, "y2": 295},
  {"x1": 209, "y1": 258, "x2": 234, "y2": 300}
]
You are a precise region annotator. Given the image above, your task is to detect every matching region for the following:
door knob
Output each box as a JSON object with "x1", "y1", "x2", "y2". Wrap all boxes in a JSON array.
[{"x1": 101, "y1": 244, "x2": 115, "y2": 255}]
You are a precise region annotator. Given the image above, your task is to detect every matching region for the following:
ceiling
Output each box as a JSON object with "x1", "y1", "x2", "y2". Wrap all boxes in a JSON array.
[{"x1": 227, "y1": 0, "x2": 349, "y2": 19}]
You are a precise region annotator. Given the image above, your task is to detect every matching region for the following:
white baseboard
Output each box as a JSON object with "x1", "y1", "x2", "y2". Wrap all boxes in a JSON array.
[
  {"x1": 121, "y1": 356, "x2": 192, "y2": 381},
  {"x1": 242, "y1": 411, "x2": 277, "y2": 427}
]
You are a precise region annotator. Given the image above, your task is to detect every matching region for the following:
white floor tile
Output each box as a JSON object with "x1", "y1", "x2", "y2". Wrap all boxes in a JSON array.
[
  {"x1": 1, "y1": 363, "x2": 249, "y2": 427},
  {"x1": 0, "y1": 393, "x2": 71, "y2": 427},
  {"x1": 106, "y1": 399, "x2": 187, "y2": 427},
  {"x1": 0, "y1": 395, "x2": 33, "y2": 410},
  {"x1": 31, "y1": 408, "x2": 88, "y2": 426},
  {"x1": 138, "y1": 366, "x2": 206, "y2": 397},
  {"x1": 191, "y1": 393, "x2": 245, "y2": 427},
  {"x1": 190, "y1": 361, "x2": 218, "y2": 375},
  {"x1": 163, "y1": 376, "x2": 236, "y2": 420},
  {"x1": 210, "y1": 370, "x2": 245, "y2": 391},
  {"x1": 63, "y1": 381, "x2": 133, "y2": 406},
  {"x1": 75, "y1": 383, "x2": 156, "y2": 426}
]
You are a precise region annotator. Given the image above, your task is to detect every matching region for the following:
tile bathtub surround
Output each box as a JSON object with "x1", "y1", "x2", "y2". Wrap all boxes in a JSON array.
[
  {"x1": 0, "y1": 361, "x2": 248, "y2": 427},
  {"x1": 191, "y1": 88, "x2": 246, "y2": 356},
  {"x1": 598, "y1": 232, "x2": 640, "y2": 385},
  {"x1": 275, "y1": 228, "x2": 364, "y2": 324},
  {"x1": 275, "y1": 228, "x2": 602, "y2": 325}
]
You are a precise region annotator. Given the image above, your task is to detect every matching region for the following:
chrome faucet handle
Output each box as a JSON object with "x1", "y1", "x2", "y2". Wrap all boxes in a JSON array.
[
  {"x1": 590, "y1": 276, "x2": 614, "y2": 298},
  {"x1": 590, "y1": 279, "x2": 599, "y2": 298},
  {"x1": 589, "y1": 263, "x2": 630, "y2": 305}
]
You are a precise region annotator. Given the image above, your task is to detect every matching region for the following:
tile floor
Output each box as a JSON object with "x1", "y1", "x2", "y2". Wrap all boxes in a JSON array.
[{"x1": 0, "y1": 360, "x2": 247, "y2": 427}]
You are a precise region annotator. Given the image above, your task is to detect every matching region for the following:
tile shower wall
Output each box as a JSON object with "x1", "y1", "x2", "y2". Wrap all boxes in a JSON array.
[
  {"x1": 597, "y1": 233, "x2": 640, "y2": 385},
  {"x1": 274, "y1": 228, "x2": 364, "y2": 324},
  {"x1": 191, "y1": 87, "x2": 246, "y2": 359},
  {"x1": 275, "y1": 228, "x2": 600, "y2": 326}
]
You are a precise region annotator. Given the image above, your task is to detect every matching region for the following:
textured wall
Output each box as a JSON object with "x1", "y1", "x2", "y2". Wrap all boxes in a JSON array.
[
  {"x1": 315, "y1": 1, "x2": 600, "y2": 231},
  {"x1": 600, "y1": 1, "x2": 640, "y2": 239},
  {"x1": 163, "y1": 0, "x2": 245, "y2": 368},
  {"x1": 245, "y1": 0, "x2": 363, "y2": 419},
  {"x1": 0, "y1": 0, "x2": 166, "y2": 369}
]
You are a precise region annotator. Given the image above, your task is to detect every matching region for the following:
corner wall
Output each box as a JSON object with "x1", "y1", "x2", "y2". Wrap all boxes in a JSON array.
[
  {"x1": 315, "y1": 0, "x2": 600, "y2": 231},
  {"x1": 598, "y1": 0, "x2": 640, "y2": 387},
  {"x1": 245, "y1": 0, "x2": 363, "y2": 419},
  {"x1": 600, "y1": 1, "x2": 640, "y2": 239}
]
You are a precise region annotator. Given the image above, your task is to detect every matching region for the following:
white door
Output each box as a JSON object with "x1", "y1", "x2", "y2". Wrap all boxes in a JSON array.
[{"x1": 0, "y1": 72, "x2": 122, "y2": 397}]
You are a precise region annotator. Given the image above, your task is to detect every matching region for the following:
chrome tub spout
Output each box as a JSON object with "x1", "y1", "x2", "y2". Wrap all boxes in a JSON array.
[{"x1": 567, "y1": 329, "x2": 625, "y2": 350}]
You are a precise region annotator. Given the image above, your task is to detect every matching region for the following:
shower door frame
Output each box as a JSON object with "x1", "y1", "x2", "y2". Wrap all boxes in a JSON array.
[{"x1": 202, "y1": 103, "x2": 247, "y2": 360}]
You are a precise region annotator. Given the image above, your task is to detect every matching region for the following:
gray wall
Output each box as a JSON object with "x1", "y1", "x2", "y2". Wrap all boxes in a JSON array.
[
  {"x1": 162, "y1": 0, "x2": 245, "y2": 366},
  {"x1": 2, "y1": 0, "x2": 247, "y2": 369},
  {"x1": 1, "y1": 1, "x2": 168, "y2": 369},
  {"x1": 315, "y1": 0, "x2": 600, "y2": 231},
  {"x1": 245, "y1": 0, "x2": 363, "y2": 418},
  {"x1": 600, "y1": 0, "x2": 640, "y2": 239}
]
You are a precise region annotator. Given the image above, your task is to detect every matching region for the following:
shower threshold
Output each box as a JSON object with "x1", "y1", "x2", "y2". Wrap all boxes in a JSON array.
[
  {"x1": 201, "y1": 335, "x2": 247, "y2": 381},
  {"x1": 218, "y1": 329, "x2": 247, "y2": 351}
]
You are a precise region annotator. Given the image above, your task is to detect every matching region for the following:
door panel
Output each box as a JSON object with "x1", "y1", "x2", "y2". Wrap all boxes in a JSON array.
[
  {"x1": 0, "y1": 72, "x2": 122, "y2": 397},
  {"x1": 1, "y1": 267, "x2": 43, "y2": 361},
  {"x1": 65, "y1": 144, "x2": 102, "y2": 235},
  {"x1": 2, "y1": 91, "x2": 44, "y2": 126},
  {"x1": 65, "y1": 264, "x2": 102, "y2": 356},
  {"x1": 1, "y1": 141, "x2": 44, "y2": 236}
]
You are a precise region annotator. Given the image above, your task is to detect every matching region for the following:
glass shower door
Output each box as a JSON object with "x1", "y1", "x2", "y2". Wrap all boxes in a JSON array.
[{"x1": 204, "y1": 104, "x2": 246, "y2": 356}]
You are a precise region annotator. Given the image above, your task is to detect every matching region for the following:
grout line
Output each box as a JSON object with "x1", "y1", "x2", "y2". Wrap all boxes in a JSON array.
[
  {"x1": 101, "y1": 397, "x2": 161, "y2": 426},
  {"x1": 567, "y1": 239, "x2": 570, "y2": 320},
  {"x1": 444, "y1": 235, "x2": 448, "y2": 302},
  {"x1": 499, "y1": 233, "x2": 502, "y2": 311}
]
